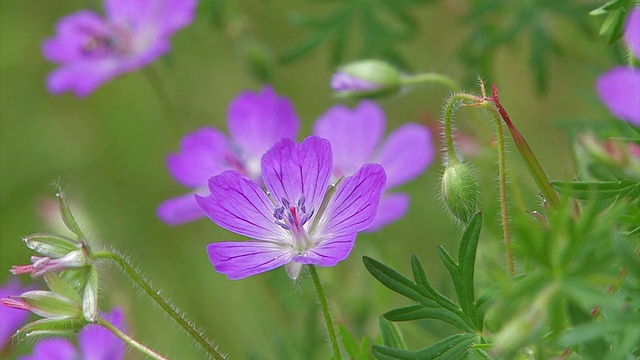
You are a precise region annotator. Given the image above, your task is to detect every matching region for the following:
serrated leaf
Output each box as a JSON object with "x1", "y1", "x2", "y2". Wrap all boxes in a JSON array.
[
  {"x1": 378, "y1": 317, "x2": 407, "y2": 350},
  {"x1": 372, "y1": 333, "x2": 478, "y2": 360},
  {"x1": 363, "y1": 257, "x2": 429, "y2": 304},
  {"x1": 384, "y1": 305, "x2": 474, "y2": 333}
]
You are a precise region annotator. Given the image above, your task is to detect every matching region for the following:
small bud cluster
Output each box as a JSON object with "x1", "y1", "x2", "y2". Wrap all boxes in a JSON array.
[{"x1": 1, "y1": 192, "x2": 100, "y2": 339}]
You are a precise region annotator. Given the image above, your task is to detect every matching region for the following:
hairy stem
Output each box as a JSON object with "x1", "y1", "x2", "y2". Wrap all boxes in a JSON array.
[
  {"x1": 97, "y1": 316, "x2": 168, "y2": 360},
  {"x1": 442, "y1": 93, "x2": 483, "y2": 164},
  {"x1": 309, "y1": 265, "x2": 342, "y2": 360},
  {"x1": 93, "y1": 250, "x2": 226, "y2": 360}
]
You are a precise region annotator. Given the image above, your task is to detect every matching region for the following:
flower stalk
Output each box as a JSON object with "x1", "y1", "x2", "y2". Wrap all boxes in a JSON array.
[
  {"x1": 309, "y1": 265, "x2": 342, "y2": 360},
  {"x1": 97, "y1": 316, "x2": 168, "y2": 360},
  {"x1": 93, "y1": 250, "x2": 226, "y2": 360}
]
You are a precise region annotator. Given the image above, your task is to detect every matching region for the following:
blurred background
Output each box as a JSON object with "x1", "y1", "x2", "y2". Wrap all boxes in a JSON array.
[{"x1": 0, "y1": 0, "x2": 626, "y2": 358}]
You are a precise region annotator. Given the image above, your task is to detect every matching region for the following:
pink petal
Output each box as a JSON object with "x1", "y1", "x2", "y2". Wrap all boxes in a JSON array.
[
  {"x1": 196, "y1": 171, "x2": 286, "y2": 242},
  {"x1": 365, "y1": 193, "x2": 410, "y2": 232},
  {"x1": 227, "y1": 87, "x2": 299, "y2": 173},
  {"x1": 624, "y1": 6, "x2": 640, "y2": 59},
  {"x1": 375, "y1": 123, "x2": 434, "y2": 189},
  {"x1": 261, "y1": 136, "x2": 332, "y2": 211},
  {"x1": 313, "y1": 101, "x2": 385, "y2": 178},
  {"x1": 167, "y1": 127, "x2": 233, "y2": 187},
  {"x1": 207, "y1": 242, "x2": 293, "y2": 280},
  {"x1": 156, "y1": 193, "x2": 205, "y2": 225},
  {"x1": 596, "y1": 67, "x2": 640, "y2": 126},
  {"x1": 315, "y1": 164, "x2": 386, "y2": 238},
  {"x1": 294, "y1": 233, "x2": 356, "y2": 267}
]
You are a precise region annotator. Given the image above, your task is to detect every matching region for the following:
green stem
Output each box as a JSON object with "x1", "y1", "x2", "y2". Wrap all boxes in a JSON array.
[
  {"x1": 401, "y1": 73, "x2": 460, "y2": 90},
  {"x1": 309, "y1": 265, "x2": 342, "y2": 360},
  {"x1": 94, "y1": 250, "x2": 226, "y2": 360},
  {"x1": 97, "y1": 316, "x2": 168, "y2": 360},
  {"x1": 483, "y1": 105, "x2": 515, "y2": 277},
  {"x1": 442, "y1": 93, "x2": 484, "y2": 164},
  {"x1": 143, "y1": 66, "x2": 180, "y2": 126}
]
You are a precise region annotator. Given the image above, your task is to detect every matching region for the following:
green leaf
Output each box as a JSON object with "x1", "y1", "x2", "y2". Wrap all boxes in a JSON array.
[
  {"x1": 44, "y1": 273, "x2": 82, "y2": 304},
  {"x1": 457, "y1": 212, "x2": 483, "y2": 326},
  {"x1": 23, "y1": 233, "x2": 80, "y2": 258},
  {"x1": 372, "y1": 333, "x2": 478, "y2": 360},
  {"x1": 339, "y1": 324, "x2": 361, "y2": 358},
  {"x1": 436, "y1": 246, "x2": 468, "y2": 315},
  {"x1": 16, "y1": 318, "x2": 85, "y2": 339},
  {"x1": 551, "y1": 179, "x2": 640, "y2": 200},
  {"x1": 363, "y1": 256, "x2": 430, "y2": 305},
  {"x1": 410, "y1": 255, "x2": 461, "y2": 315},
  {"x1": 384, "y1": 305, "x2": 474, "y2": 333},
  {"x1": 56, "y1": 191, "x2": 85, "y2": 239},
  {"x1": 378, "y1": 317, "x2": 407, "y2": 350}
]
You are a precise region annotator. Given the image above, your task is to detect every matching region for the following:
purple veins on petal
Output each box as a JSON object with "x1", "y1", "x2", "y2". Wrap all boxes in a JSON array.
[{"x1": 200, "y1": 136, "x2": 386, "y2": 280}]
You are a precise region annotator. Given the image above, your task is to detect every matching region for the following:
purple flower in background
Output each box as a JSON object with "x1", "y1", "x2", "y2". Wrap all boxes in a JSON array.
[
  {"x1": 42, "y1": 0, "x2": 198, "y2": 97},
  {"x1": 158, "y1": 87, "x2": 300, "y2": 225},
  {"x1": 196, "y1": 136, "x2": 386, "y2": 280},
  {"x1": 313, "y1": 100, "x2": 434, "y2": 231},
  {"x1": 19, "y1": 308, "x2": 126, "y2": 360},
  {"x1": 596, "y1": 6, "x2": 640, "y2": 126},
  {"x1": 0, "y1": 280, "x2": 32, "y2": 351}
]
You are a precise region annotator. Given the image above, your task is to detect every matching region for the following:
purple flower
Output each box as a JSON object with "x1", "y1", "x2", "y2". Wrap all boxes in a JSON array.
[
  {"x1": 19, "y1": 308, "x2": 126, "y2": 360},
  {"x1": 313, "y1": 100, "x2": 434, "y2": 231},
  {"x1": 158, "y1": 86, "x2": 300, "y2": 225},
  {"x1": 196, "y1": 136, "x2": 386, "y2": 280},
  {"x1": 0, "y1": 280, "x2": 33, "y2": 351},
  {"x1": 42, "y1": 0, "x2": 198, "y2": 97},
  {"x1": 596, "y1": 6, "x2": 640, "y2": 126}
]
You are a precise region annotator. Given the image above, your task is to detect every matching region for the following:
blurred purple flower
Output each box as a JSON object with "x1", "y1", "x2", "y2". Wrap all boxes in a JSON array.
[
  {"x1": 596, "y1": 6, "x2": 640, "y2": 126},
  {"x1": 313, "y1": 100, "x2": 434, "y2": 231},
  {"x1": 0, "y1": 280, "x2": 32, "y2": 351},
  {"x1": 157, "y1": 87, "x2": 300, "y2": 225},
  {"x1": 19, "y1": 308, "x2": 126, "y2": 360},
  {"x1": 42, "y1": 0, "x2": 198, "y2": 97},
  {"x1": 196, "y1": 136, "x2": 386, "y2": 280}
]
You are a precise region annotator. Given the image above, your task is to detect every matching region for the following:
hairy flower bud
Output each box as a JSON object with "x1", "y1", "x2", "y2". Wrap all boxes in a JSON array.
[
  {"x1": 331, "y1": 59, "x2": 401, "y2": 98},
  {"x1": 1, "y1": 290, "x2": 81, "y2": 320},
  {"x1": 441, "y1": 161, "x2": 479, "y2": 224}
]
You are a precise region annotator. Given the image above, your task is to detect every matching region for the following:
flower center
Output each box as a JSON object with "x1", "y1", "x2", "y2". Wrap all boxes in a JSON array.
[
  {"x1": 79, "y1": 23, "x2": 132, "y2": 59},
  {"x1": 273, "y1": 195, "x2": 315, "y2": 251}
]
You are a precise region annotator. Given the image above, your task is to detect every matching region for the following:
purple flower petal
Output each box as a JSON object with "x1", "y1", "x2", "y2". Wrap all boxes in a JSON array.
[
  {"x1": 78, "y1": 308, "x2": 126, "y2": 360},
  {"x1": 227, "y1": 87, "x2": 300, "y2": 177},
  {"x1": 207, "y1": 241, "x2": 293, "y2": 280},
  {"x1": 261, "y1": 136, "x2": 332, "y2": 212},
  {"x1": 167, "y1": 127, "x2": 233, "y2": 187},
  {"x1": 624, "y1": 6, "x2": 640, "y2": 59},
  {"x1": 1, "y1": 280, "x2": 32, "y2": 350},
  {"x1": 19, "y1": 339, "x2": 77, "y2": 360},
  {"x1": 197, "y1": 170, "x2": 287, "y2": 242},
  {"x1": 294, "y1": 233, "x2": 356, "y2": 267},
  {"x1": 365, "y1": 193, "x2": 410, "y2": 232},
  {"x1": 374, "y1": 123, "x2": 434, "y2": 189},
  {"x1": 157, "y1": 192, "x2": 206, "y2": 225},
  {"x1": 596, "y1": 67, "x2": 640, "y2": 126},
  {"x1": 313, "y1": 101, "x2": 385, "y2": 178},
  {"x1": 42, "y1": 11, "x2": 108, "y2": 63},
  {"x1": 316, "y1": 164, "x2": 386, "y2": 238}
]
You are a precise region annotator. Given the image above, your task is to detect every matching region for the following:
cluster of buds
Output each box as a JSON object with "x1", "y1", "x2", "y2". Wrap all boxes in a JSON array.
[{"x1": 1, "y1": 192, "x2": 100, "y2": 340}]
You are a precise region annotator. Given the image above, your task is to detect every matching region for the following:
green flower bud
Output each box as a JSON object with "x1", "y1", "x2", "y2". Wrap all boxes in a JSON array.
[
  {"x1": 441, "y1": 161, "x2": 479, "y2": 224},
  {"x1": 331, "y1": 59, "x2": 401, "y2": 98},
  {"x1": 16, "y1": 318, "x2": 85, "y2": 339},
  {"x1": 1, "y1": 290, "x2": 82, "y2": 320}
]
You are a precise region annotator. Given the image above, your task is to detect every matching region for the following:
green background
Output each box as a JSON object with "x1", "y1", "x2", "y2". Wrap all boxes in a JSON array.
[{"x1": 0, "y1": 1, "x2": 619, "y2": 358}]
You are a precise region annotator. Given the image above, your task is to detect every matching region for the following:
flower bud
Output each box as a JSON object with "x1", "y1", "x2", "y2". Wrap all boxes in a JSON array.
[
  {"x1": 331, "y1": 59, "x2": 401, "y2": 98},
  {"x1": 11, "y1": 250, "x2": 88, "y2": 278},
  {"x1": 15, "y1": 318, "x2": 84, "y2": 339},
  {"x1": 441, "y1": 161, "x2": 479, "y2": 224},
  {"x1": 1, "y1": 290, "x2": 81, "y2": 320}
]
